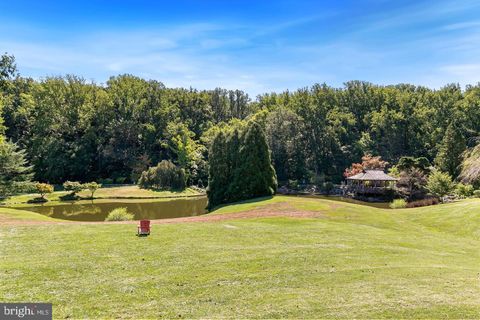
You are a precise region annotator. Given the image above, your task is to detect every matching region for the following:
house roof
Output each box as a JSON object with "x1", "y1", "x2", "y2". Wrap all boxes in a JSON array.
[{"x1": 346, "y1": 170, "x2": 398, "y2": 181}]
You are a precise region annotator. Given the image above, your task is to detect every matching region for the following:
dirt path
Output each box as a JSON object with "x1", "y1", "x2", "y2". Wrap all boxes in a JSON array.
[{"x1": 0, "y1": 202, "x2": 324, "y2": 226}]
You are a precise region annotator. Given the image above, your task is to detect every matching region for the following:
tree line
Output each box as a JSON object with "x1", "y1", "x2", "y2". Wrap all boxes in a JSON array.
[{"x1": 2, "y1": 53, "x2": 480, "y2": 191}]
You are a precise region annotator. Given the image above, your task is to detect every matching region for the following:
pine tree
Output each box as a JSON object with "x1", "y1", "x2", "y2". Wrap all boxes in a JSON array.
[
  {"x1": 434, "y1": 123, "x2": 466, "y2": 178},
  {"x1": 0, "y1": 139, "x2": 33, "y2": 197},
  {"x1": 225, "y1": 129, "x2": 242, "y2": 202},
  {"x1": 232, "y1": 122, "x2": 277, "y2": 200},
  {"x1": 206, "y1": 131, "x2": 229, "y2": 209}
]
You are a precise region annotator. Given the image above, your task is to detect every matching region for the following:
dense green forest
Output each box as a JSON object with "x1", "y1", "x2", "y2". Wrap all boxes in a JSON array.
[{"x1": 1, "y1": 53, "x2": 479, "y2": 188}]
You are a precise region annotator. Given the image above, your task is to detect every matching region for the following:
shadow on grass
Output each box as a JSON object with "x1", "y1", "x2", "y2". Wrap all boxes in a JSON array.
[
  {"x1": 26, "y1": 197, "x2": 48, "y2": 204},
  {"x1": 59, "y1": 193, "x2": 80, "y2": 201},
  {"x1": 208, "y1": 195, "x2": 274, "y2": 213}
]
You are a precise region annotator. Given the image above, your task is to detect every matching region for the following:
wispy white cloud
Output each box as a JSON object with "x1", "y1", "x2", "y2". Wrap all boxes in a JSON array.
[
  {"x1": 1, "y1": 18, "x2": 336, "y2": 95},
  {"x1": 2, "y1": 0, "x2": 480, "y2": 95},
  {"x1": 437, "y1": 64, "x2": 480, "y2": 84},
  {"x1": 354, "y1": 0, "x2": 480, "y2": 34},
  {"x1": 251, "y1": 13, "x2": 334, "y2": 37},
  {"x1": 442, "y1": 21, "x2": 480, "y2": 31}
]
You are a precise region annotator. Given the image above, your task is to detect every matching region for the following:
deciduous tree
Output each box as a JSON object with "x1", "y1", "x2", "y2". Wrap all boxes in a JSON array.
[
  {"x1": 344, "y1": 154, "x2": 388, "y2": 177},
  {"x1": 426, "y1": 170, "x2": 455, "y2": 200},
  {"x1": 36, "y1": 183, "x2": 53, "y2": 200}
]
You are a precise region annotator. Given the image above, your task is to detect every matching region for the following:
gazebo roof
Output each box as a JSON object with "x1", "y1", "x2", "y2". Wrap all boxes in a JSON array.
[{"x1": 346, "y1": 170, "x2": 398, "y2": 181}]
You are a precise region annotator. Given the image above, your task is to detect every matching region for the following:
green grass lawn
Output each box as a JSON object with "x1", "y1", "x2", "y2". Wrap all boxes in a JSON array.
[
  {"x1": 0, "y1": 196, "x2": 479, "y2": 318},
  {"x1": 1, "y1": 185, "x2": 203, "y2": 205}
]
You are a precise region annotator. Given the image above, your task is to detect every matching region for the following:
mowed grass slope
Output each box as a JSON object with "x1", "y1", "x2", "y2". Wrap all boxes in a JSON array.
[{"x1": 0, "y1": 196, "x2": 479, "y2": 318}]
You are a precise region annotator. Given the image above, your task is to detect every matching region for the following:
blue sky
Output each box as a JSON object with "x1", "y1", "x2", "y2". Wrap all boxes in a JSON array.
[{"x1": 1, "y1": 0, "x2": 480, "y2": 96}]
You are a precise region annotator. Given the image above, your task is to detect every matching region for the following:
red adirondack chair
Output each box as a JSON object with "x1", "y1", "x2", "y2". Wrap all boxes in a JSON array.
[{"x1": 137, "y1": 220, "x2": 151, "y2": 236}]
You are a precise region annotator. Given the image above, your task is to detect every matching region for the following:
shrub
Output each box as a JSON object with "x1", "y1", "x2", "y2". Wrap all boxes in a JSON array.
[
  {"x1": 59, "y1": 193, "x2": 79, "y2": 201},
  {"x1": 390, "y1": 199, "x2": 407, "y2": 209},
  {"x1": 100, "y1": 178, "x2": 114, "y2": 185},
  {"x1": 473, "y1": 190, "x2": 480, "y2": 198},
  {"x1": 138, "y1": 160, "x2": 186, "y2": 190},
  {"x1": 115, "y1": 177, "x2": 128, "y2": 184},
  {"x1": 287, "y1": 180, "x2": 299, "y2": 190},
  {"x1": 84, "y1": 182, "x2": 101, "y2": 198},
  {"x1": 105, "y1": 208, "x2": 134, "y2": 221},
  {"x1": 63, "y1": 181, "x2": 84, "y2": 195},
  {"x1": 454, "y1": 183, "x2": 474, "y2": 198},
  {"x1": 406, "y1": 197, "x2": 440, "y2": 208},
  {"x1": 322, "y1": 182, "x2": 334, "y2": 194},
  {"x1": 36, "y1": 183, "x2": 54, "y2": 200},
  {"x1": 27, "y1": 197, "x2": 48, "y2": 203},
  {"x1": 426, "y1": 170, "x2": 455, "y2": 199}
]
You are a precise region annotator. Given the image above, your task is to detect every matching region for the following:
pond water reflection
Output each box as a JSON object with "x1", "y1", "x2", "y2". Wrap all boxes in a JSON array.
[{"x1": 19, "y1": 197, "x2": 208, "y2": 221}]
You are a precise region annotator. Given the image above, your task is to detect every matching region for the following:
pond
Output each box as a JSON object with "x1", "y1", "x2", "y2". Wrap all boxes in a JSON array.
[{"x1": 18, "y1": 197, "x2": 208, "y2": 221}]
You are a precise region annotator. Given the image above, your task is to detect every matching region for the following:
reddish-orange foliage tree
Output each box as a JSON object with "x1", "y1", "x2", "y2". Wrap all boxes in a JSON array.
[
  {"x1": 344, "y1": 163, "x2": 364, "y2": 178},
  {"x1": 344, "y1": 154, "x2": 388, "y2": 177}
]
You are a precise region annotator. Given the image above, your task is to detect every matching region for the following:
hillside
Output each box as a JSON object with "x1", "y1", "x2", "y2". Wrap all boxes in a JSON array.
[{"x1": 0, "y1": 196, "x2": 479, "y2": 318}]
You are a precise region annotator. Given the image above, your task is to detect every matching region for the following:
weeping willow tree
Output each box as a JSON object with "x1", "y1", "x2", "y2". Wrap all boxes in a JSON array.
[{"x1": 459, "y1": 143, "x2": 480, "y2": 186}]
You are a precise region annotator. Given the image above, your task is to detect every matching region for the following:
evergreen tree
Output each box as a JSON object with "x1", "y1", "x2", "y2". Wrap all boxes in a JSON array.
[
  {"x1": 232, "y1": 122, "x2": 277, "y2": 200},
  {"x1": 397, "y1": 156, "x2": 430, "y2": 174},
  {"x1": 434, "y1": 123, "x2": 466, "y2": 178},
  {"x1": 0, "y1": 139, "x2": 32, "y2": 197},
  {"x1": 207, "y1": 122, "x2": 277, "y2": 209},
  {"x1": 225, "y1": 129, "x2": 242, "y2": 202},
  {"x1": 207, "y1": 131, "x2": 229, "y2": 209}
]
